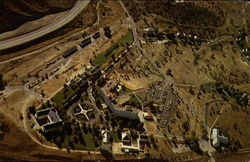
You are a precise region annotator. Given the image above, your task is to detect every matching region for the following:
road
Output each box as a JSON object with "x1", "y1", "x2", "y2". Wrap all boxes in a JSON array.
[
  {"x1": 87, "y1": 87, "x2": 102, "y2": 124},
  {"x1": 0, "y1": 0, "x2": 90, "y2": 51}
]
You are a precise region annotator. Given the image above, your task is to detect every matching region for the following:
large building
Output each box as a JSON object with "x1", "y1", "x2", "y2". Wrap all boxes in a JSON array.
[
  {"x1": 35, "y1": 108, "x2": 64, "y2": 133},
  {"x1": 211, "y1": 128, "x2": 229, "y2": 148}
]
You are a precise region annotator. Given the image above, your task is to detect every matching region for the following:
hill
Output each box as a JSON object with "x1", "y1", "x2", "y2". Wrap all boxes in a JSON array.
[{"x1": 0, "y1": 0, "x2": 77, "y2": 33}]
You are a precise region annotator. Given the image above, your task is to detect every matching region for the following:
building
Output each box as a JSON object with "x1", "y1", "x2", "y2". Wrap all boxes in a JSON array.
[
  {"x1": 35, "y1": 108, "x2": 64, "y2": 133},
  {"x1": 85, "y1": 64, "x2": 101, "y2": 80},
  {"x1": 122, "y1": 131, "x2": 132, "y2": 145},
  {"x1": 121, "y1": 145, "x2": 140, "y2": 153},
  {"x1": 92, "y1": 31, "x2": 100, "y2": 39},
  {"x1": 125, "y1": 106, "x2": 133, "y2": 112},
  {"x1": 101, "y1": 103, "x2": 107, "y2": 109},
  {"x1": 139, "y1": 134, "x2": 149, "y2": 143},
  {"x1": 62, "y1": 46, "x2": 78, "y2": 58},
  {"x1": 143, "y1": 110, "x2": 154, "y2": 121},
  {"x1": 211, "y1": 128, "x2": 229, "y2": 148},
  {"x1": 79, "y1": 37, "x2": 91, "y2": 48},
  {"x1": 97, "y1": 87, "x2": 138, "y2": 120},
  {"x1": 102, "y1": 130, "x2": 110, "y2": 144}
]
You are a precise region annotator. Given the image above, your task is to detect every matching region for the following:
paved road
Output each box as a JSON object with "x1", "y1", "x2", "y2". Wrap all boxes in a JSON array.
[{"x1": 0, "y1": 0, "x2": 90, "y2": 51}]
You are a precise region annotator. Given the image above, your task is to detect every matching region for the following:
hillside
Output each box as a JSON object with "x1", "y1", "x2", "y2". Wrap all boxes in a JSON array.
[{"x1": 0, "y1": 0, "x2": 77, "y2": 33}]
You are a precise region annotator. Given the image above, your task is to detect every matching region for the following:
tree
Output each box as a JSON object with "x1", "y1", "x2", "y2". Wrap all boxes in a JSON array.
[
  {"x1": 28, "y1": 106, "x2": 36, "y2": 115},
  {"x1": 19, "y1": 114, "x2": 23, "y2": 120},
  {"x1": 166, "y1": 69, "x2": 173, "y2": 77},
  {"x1": 0, "y1": 73, "x2": 6, "y2": 90},
  {"x1": 104, "y1": 26, "x2": 112, "y2": 38},
  {"x1": 64, "y1": 84, "x2": 68, "y2": 92}
]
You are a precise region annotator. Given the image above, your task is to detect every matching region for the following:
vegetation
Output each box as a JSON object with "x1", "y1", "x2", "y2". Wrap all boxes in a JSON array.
[
  {"x1": 93, "y1": 51, "x2": 113, "y2": 66},
  {"x1": 51, "y1": 86, "x2": 75, "y2": 106},
  {"x1": 93, "y1": 30, "x2": 134, "y2": 66},
  {"x1": 47, "y1": 122, "x2": 101, "y2": 150},
  {"x1": 0, "y1": 73, "x2": 7, "y2": 90},
  {"x1": 111, "y1": 130, "x2": 120, "y2": 142},
  {"x1": 119, "y1": 29, "x2": 134, "y2": 45},
  {"x1": 210, "y1": 82, "x2": 249, "y2": 107},
  {"x1": 118, "y1": 85, "x2": 131, "y2": 95},
  {"x1": 76, "y1": 114, "x2": 87, "y2": 121},
  {"x1": 0, "y1": 122, "x2": 8, "y2": 140},
  {"x1": 109, "y1": 115, "x2": 145, "y2": 132},
  {"x1": 122, "y1": 93, "x2": 142, "y2": 108},
  {"x1": 104, "y1": 26, "x2": 112, "y2": 38},
  {"x1": 124, "y1": 0, "x2": 225, "y2": 27}
]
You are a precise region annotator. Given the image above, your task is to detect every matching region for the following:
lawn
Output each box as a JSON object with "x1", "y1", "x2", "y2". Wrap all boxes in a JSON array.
[
  {"x1": 62, "y1": 133, "x2": 96, "y2": 150},
  {"x1": 111, "y1": 130, "x2": 120, "y2": 142},
  {"x1": 118, "y1": 85, "x2": 131, "y2": 96},
  {"x1": 134, "y1": 93, "x2": 145, "y2": 102},
  {"x1": 73, "y1": 106, "x2": 81, "y2": 113},
  {"x1": 87, "y1": 111, "x2": 95, "y2": 119},
  {"x1": 119, "y1": 30, "x2": 134, "y2": 45},
  {"x1": 93, "y1": 52, "x2": 113, "y2": 66},
  {"x1": 76, "y1": 114, "x2": 87, "y2": 121},
  {"x1": 93, "y1": 30, "x2": 134, "y2": 66},
  {"x1": 80, "y1": 103, "x2": 94, "y2": 110},
  {"x1": 51, "y1": 87, "x2": 75, "y2": 106},
  {"x1": 129, "y1": 94, "x2": 142, "y2": 104}
]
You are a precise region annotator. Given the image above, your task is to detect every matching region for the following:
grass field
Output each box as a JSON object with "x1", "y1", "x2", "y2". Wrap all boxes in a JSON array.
[
  {"x1": 51, "y1": 87, "x2": 75, "y2": 106},
  {"x1": 62, "y1": 133, "x2": 96, "y2": 150},
  {"x1": 76, "y1": 114, "x2": 87, "y2": 121},
  {"x1": 93, "y1": 51, "x2": 113, "y2": 66},
  {"x1": 93, "y1": 30, "x2": 133, "y2": 66},
  {"x1": 87, "y1": 111, "x2": 95, "y2": 119},
  {"x1": 119, "y1": 30, "x2": 134, "y2": 45},
  {"x1": 118, "y1": 85, "x2": 131, "y2": 95},
  {"x1": 73, "y1": 106, "x2": 81, "y2": 113}
]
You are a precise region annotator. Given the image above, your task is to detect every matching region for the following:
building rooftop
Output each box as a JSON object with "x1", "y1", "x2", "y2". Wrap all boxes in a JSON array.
[
  {"x1": 122, "y1": 131, "x2": 131, "y2": 142},
  {"x1": 35, "y1": 108, "x2": 63, "y2": 132},
  {"x1": 102, "y1": 130, "x2": 110, "y2": 143}
]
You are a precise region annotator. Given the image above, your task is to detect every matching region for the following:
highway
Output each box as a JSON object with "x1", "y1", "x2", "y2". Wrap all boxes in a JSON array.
[{"x1": 0, "y1": 0, "x2": 90, "y2": 51}]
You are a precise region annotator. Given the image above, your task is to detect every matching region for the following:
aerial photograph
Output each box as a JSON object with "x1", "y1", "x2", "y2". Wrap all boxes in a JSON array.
[{"x1": 0, "y1": 0, "x2": 249, "y2": 161}]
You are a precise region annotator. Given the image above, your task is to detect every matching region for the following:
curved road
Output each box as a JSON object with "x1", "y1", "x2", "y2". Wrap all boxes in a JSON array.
[{"x1": 0, "y1": 0, "x2": 90, "y2": 51}]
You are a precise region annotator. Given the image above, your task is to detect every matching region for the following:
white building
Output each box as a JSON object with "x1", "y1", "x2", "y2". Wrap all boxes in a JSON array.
[
  {"x1": 102, "y1": 130, "x2": 110, "y2": 144},
  {"x1": 122, "y1": 131, "x2": 132, "y2": 145},
  {"x1": 211, "y1": 128, "x2": 229, "y2": 148}
]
